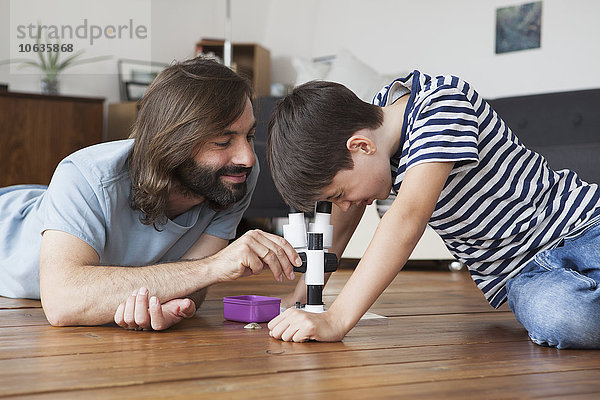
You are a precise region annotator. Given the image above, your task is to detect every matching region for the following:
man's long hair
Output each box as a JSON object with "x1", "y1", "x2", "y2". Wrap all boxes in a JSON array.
[{"x1": 128, "y1": 57, "x2": 253, "y2": 226}]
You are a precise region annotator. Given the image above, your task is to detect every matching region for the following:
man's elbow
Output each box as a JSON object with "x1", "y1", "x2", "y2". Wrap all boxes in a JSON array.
[
  {"x1": 40, "y1": 275, "x2": 89, "y2": 326},
  {"x1": 41, "y1": 289, "x2": 113, "y2": 327},
  {"x1": 45, "y1": 312, "x2": 70, "y2": 327},
  {"x1": 40, "y1": 289, "x2": 85, "y2": 327},
  {"x1": 42, "y1": 300, "x2": 77, "y2": 327}
]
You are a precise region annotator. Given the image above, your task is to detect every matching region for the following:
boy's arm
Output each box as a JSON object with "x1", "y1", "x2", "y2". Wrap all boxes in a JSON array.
[
  {"x1": 280, "y1": 202, "x2": 367, "y2": 308},
  {"x1": 268, "y1": 161, "x2": 454, "y2": 342}
]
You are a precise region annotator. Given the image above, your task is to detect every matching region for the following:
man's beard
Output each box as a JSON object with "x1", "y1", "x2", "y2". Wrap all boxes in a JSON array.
[{"x1": 174, "y1": 159, "x2": 252, "y2": 211}]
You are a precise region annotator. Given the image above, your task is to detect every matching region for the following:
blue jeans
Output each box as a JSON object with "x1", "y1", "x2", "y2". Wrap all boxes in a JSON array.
[{"x1": 506, "y1": 218, "x2": 600, "y2": 349}]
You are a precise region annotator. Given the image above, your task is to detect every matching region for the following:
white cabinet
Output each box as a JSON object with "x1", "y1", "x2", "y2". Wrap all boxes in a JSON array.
[{"x1": 341, "y1": 203, "x2": 454, "y2": 260}]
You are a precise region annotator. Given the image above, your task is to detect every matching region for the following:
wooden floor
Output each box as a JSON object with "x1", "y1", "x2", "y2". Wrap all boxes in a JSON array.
[{"x1": 1, "y1": 267, "x2": 600, "y2": 399}]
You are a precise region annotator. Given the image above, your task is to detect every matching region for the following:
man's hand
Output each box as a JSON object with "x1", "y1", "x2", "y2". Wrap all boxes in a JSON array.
[
  {"x1": 208, "y1": 229, "x2": 301, "y2": 283},
  {"x1": 267, "y1": 308, "x2": 346, "y2": 342},
  {"x1": 114, "y1": 287, "x2": 196, "y2": 331}
]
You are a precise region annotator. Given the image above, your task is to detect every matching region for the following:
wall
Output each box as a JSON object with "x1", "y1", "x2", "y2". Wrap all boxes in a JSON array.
[
  {"x1": 263, "y1": 0, "x2": 600, "y2": 98},
  {"x1": 2, "y1": 0, "x2": 599, "y2": 101}
]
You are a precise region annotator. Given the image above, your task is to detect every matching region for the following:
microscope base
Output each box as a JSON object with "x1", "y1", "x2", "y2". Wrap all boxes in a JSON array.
[{"x1": 304, "y1": 304, "x2": 324, "y2": 313}]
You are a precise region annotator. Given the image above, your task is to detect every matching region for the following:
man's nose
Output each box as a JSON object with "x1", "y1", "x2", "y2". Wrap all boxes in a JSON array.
[{"x1": 232, "y1": 140, "x2": 256, "y2": 167}]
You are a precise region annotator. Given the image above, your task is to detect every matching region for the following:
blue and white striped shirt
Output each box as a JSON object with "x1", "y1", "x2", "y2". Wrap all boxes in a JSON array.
[{"x1": 374, "y1": 70, "x2": 600, "y2": 307}]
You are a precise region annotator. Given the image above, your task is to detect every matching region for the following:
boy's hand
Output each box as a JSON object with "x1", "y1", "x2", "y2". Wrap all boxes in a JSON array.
[
  {"x1": 279, "y1": 292, "x2": 303, "y2": 309},
  {"x1": 267, "y1": 308, "x2": 346, "y2": 342},
  {"x1": 114, "y1": 287, "x2": 196, "y2": 331}
]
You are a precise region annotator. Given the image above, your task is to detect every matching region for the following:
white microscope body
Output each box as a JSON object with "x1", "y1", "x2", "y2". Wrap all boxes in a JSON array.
[{"x1": 282, "y1": 201, "x2": 338, "y2": 313}]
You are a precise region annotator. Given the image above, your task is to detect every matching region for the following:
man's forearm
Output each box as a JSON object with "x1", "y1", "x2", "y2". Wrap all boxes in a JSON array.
[{"x1": 41, "y1": 258, "x2": 216, "y2": 326}]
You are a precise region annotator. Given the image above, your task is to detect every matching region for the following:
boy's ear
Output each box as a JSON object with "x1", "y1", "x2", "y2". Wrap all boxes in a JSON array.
[{"x1": 346, "y1": 132, "x2": 377, "y2": 155}]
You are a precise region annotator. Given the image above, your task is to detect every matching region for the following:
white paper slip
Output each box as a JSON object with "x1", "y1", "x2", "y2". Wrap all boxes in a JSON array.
[{"x1": 360, "y1": 312, "x2": 387, "y2": 320}]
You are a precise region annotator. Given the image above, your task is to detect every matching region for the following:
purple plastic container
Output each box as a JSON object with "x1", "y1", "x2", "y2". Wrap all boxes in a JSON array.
[{"x1": 222, "y1": 295, "x2": 281, "y2": 323}]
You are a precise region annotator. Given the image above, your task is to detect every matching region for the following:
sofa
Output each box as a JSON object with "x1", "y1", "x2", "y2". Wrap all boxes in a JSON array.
[{"x1": 488, "y1": 88, "x2": 600, "y2": 185}]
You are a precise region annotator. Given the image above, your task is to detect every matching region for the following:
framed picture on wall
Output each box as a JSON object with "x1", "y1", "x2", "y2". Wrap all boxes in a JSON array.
[
  {"x1": 496, "y1": 2, "x2": 542, "y2": 54},
  {"x1": 118, "y1": 59, "x2": 168, "y2": 101}
]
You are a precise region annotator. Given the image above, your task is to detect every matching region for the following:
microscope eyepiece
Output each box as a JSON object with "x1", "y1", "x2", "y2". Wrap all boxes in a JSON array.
[{"x1": 315, "y1": 201, "x2": 332, "y2": 214}]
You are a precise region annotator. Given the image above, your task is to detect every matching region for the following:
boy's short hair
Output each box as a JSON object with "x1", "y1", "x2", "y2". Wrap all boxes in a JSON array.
[{"x1": 267, "y1": 81, "x2": 383, "y2": 211}]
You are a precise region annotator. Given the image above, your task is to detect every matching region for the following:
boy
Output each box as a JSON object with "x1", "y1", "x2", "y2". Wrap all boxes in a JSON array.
[{"x1": 266, "y1": 71, "x2": 600, "y2": 349}]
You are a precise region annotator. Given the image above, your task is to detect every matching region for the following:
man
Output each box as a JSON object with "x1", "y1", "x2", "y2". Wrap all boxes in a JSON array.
[{"x1": 0, "y1": 57, "x2": 299, "y2": 331}]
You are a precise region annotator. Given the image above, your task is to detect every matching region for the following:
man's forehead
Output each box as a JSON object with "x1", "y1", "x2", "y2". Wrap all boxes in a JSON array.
[
  {"x1": 223, "y1": 118, "x2": 256, "y2": 136},
  {"x1": 224, "y1": 98, "x2": 255, "y2": 133}
]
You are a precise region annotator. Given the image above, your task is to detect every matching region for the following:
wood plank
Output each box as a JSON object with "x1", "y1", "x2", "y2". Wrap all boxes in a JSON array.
[
  {"x1": 0, "y1": 271, "x2": 506, "y2": 331},
  {"x1": 0, "y1": 297, "x2": 41, "y2": 309},
  {"x1": 0, "y1": 307, "x2": 525, "y2": 360},
  {"x1": 323, "y1": 268, "x2": 480, "y2": 295},
  {"x1": 293, "y1": 369, "x2": 600, "y2": 400},
  {"x1": 0, "y1": 311, "x2": 531, "y2": 396},
  {"x1": 13, "y1": 369, "x2": 600, "y2": 399},
  {"x1": 208, "y1": 268, "x2": 507, "y2": 316},
  {"x1": 205, "y1": 269, "x2": 481, "y2": 299},
  {"x1": 0, "y1": 311, "x2": 554, "y2": 398},
  {"x1": 331, "y1": 291, "x2": 511, "y2": 316},
  {"x1": 2, "y1": 341, "x2": 599, "y2": 398},
  {"x1": 2, "y1": 269, "x2": 599, "y2": 399},
  {"x1": 0, "y1": 308, "x2": 49, "y2": 328}
]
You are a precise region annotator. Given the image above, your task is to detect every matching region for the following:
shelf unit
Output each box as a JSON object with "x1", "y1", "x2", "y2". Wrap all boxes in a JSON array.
[{"x1": 195, "y1": 40, "x2": 271, "y2": 97}]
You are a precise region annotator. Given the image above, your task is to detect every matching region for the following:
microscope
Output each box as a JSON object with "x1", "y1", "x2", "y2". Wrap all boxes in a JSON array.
[{"x1": 283, "y1": 201, "x2": 338, "y2": 313}]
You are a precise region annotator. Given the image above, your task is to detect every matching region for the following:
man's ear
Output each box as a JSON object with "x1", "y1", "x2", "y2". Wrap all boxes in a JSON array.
[{"x1": 346, "y1": 131, "x2": 377, "y2": 155}]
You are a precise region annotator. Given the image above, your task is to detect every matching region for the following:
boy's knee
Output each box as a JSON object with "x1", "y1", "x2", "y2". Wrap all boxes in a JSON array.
[
  {"x1": 510, "y1": 277, "x2": 600, "y2": 348},
  {"x1": 526, "y1": 305, "x2": 600, "y2": 349}
]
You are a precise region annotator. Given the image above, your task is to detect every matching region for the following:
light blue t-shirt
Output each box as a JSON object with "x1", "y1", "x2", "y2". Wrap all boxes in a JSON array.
[{"x1": 0, "y1": 139, "x2": 258, "y2": 299}]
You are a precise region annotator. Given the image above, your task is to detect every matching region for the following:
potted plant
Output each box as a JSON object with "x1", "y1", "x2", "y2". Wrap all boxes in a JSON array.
[{"x1": 1, "y1": 32, "x2": 109, "y2": 95}]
